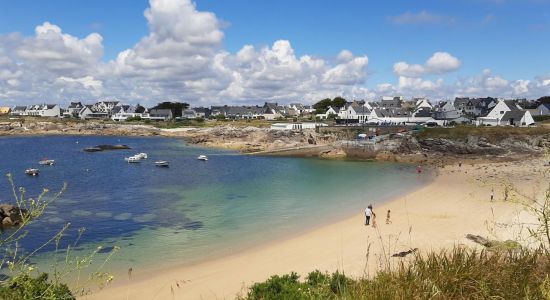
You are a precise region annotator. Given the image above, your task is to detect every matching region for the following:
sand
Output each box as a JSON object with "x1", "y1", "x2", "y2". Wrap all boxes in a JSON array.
[{"x1": 85, "y1": 157, "x2": 547, "y2": 300}]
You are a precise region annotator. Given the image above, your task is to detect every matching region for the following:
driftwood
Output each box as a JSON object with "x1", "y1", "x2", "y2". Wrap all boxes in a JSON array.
[{"x1": 391, "y1": 248, "x2": 418, "y2": 258}]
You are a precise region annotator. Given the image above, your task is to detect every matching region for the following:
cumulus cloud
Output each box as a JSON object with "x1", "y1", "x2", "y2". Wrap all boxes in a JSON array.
[
  {"x1": 388, "y1": 11, "x2": 456, "y2": 25},
  {"x1": 0, "y1": 0, "x2": 548, "y2": 106},
  {"x1": 393, "y1": 52, "x2": 461, "y2": 77}
]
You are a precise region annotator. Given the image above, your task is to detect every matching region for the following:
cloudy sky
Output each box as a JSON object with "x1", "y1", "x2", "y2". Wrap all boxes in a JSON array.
[{"x1": 0, "y1": 0, "x2": 549, "y2": 106}]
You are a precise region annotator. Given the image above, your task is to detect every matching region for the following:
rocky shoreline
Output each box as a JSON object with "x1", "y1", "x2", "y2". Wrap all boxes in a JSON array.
[{"x1": 1, "y1": 120, "x2": 549, "y2": 165}]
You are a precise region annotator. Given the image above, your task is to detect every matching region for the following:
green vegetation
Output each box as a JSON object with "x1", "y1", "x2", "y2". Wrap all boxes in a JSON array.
[
  {"x1": 125, "y1": 116, "x2": 142, "y2": 122},
  {"x1": 0, "y1": 174, "x2": 117, "y2": 299},
  {"x1": 240, "y1": 248, "x2": 550, "y2": 300},
  {"x1": 416, "y1": 125, "x2": 550, "y2": 142},
  {"x1": 0, "y1": 273, "x2": 75, "y2": 300},
  {"x1": 313, "y1": 97, "x2": 347, "y2": 114},
  {"x1": 534, "y1": 115, "x2": 550, "y2": 122}
]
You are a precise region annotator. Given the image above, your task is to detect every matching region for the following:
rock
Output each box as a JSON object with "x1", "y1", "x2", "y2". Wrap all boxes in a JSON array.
[
  {"x1": 319, "y1": 148, "x2": 346, "y2": 159},
  {"x1": 0, "y1": 204, "x2": 28, "y2": 226},
  {"x1": 2, "y1": 217, "x2": 14, "y2": 227}
]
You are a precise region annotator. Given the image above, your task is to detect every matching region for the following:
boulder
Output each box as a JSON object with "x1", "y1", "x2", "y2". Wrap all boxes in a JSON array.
[{"x1": 0, "y1": 204, "x2": 28, "y2": 226}]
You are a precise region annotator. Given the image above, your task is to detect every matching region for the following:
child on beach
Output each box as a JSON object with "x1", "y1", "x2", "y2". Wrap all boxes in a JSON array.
[{"x1": 386, "y1": 210, "x2": 392, "y2": 224}]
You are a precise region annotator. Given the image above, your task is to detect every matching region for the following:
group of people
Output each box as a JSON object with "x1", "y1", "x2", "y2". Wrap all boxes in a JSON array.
[{"x1": 364, "y1": 204, "x2": 391, "y2": 228}]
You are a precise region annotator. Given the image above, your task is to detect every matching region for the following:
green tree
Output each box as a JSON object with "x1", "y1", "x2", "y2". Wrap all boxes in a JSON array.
[
  {"x1": 313, "y1": 98, "x2": 333, "y2": 114},
  {"x1": 332, "y1": 97, "x2": 347, "y2": 108},
  {"x1": 134, "y1": 104, "x2": 146, "y2": 114}
]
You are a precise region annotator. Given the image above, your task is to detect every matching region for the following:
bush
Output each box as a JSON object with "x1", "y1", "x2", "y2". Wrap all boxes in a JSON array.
[
  {"x1": 125, "y1": 116, "x2": 142, "y2": 122},
  {"x1": 241, "y1": 248, "x2": 550, "y2": 300},
  {"x1": 0, "y1": 273, "x2": 75, "y2": 300},
  {"x1": 534, "y1": 115, "x2": 550, "y2": 122}
]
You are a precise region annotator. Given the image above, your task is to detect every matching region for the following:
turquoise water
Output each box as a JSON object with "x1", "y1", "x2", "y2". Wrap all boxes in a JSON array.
[{"x1": 0, "y1": 136, "x2": 431, "y2": 275}]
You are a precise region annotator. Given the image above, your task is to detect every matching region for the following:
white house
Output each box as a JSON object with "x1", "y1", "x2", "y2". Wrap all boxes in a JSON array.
[
  {"x1": 415, "y1": 98, "x2": 432, "y2": 110},
  {"x1": 111, "y1": 105, "x2": 144, "y2": 121},
  {"x1": 64, "y1": 102, "x2": 84, "y2": 118},
  {"x1": 317, "y1": 106, "x2": 340, "y2": 120},
  {"x1": 341, "y1": 103, "x2": 371, "y2": 123},
  {"x1": 91, "y1": 101, "x2": 120, "y2": 115},
  {"x1": 10, "y1": 106, "x2": 28, "y2": 116},
  {"x1": 25, "y1": 104, "x2": 61, "y2": 117},
  {"x1": 476, "y1": 100, "x2": 535, "y2": 127},
  {"x1": 270, "y1": 122, "x2": 327, "y2": 130},
  {"x1": 78, "y1": 106, "x2": 95, "y2": 119}
]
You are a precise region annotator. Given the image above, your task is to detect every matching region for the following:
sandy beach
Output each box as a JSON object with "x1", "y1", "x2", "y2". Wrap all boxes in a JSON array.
[{"x1": 86, "y1": 157, "x2": 546, "y2": 300}]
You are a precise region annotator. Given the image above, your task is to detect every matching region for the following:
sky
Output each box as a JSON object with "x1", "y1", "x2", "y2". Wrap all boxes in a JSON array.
[{"x1": 0, "y1": 0, "x2": 549, "y2": 107}]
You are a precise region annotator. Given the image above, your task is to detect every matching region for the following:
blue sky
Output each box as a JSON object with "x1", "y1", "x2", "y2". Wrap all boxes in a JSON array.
[{"x1": 0, "y1": 0, "x2": 549, "y2": 105}]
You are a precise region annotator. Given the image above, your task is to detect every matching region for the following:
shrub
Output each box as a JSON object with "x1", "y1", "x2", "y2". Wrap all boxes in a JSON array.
[
  {"x1": 241, "y1": 248, "x2": 550, "y2": 300},
  {"x1": 0, "y1": 273, "x2": 75, "y2": 300}
]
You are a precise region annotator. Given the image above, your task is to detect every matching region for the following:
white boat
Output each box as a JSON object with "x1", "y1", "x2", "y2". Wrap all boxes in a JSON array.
[
  {"x1": 136, "y1": 153, "x2": 148, "y2": 159},
  {"x1": 25, "y1": 168, "x2": 40, "y2": 176},
  {"x1": 38, "y1": 159, "x2": 55, "y2": 165},
  {"x1": 125, "y1": 156, "x2": 141, "y2": 163},
  {"x1": 155, "y1": 161, "x2": 169, "y2": 167},
  {"x1": 197, "y1": 155, "x2": 208, "y2": 161}
]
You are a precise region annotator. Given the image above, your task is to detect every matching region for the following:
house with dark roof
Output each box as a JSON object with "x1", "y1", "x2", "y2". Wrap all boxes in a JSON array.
[
  {"x1": 532, "y1": 103, "x2": 550, "y2": 116},
  {"x1": 25, "y1": 104, "x2": 61, "y2": 117},
  {"x1": 148, "y1": 109, "x2": 174, "y2": 121},
  {"x1": 476, "y1": 100, "x2": 534, "y2": 127},
  {"x1": 65, "y1": 102, "x2": 84, "y2": 118},
  {"x1": 10, "y1": 106, "x2": 27, "y2": 116}
]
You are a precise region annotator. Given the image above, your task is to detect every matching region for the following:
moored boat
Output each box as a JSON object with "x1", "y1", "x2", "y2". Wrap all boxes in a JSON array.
[
  {"x1": 136, "y1": 153, "x2": 148, "y2": 159},
  {"x1": 155, "y1": 161, "x2": 169, "y2": 167},
  {"x1": 125, "y1": 156, "x2": 141, "y2": 163},
  {"x1": 38, "y1": 159, "x2": 55, "y2": 165},
  {"x1": 25, "y1": 168, "x2": 40, "y2": 176},
  {"x1": 197, "y1": 155, "x2": 208, "y2": 161}
]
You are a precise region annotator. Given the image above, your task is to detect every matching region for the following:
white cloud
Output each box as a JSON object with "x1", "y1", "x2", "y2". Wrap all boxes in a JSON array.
[
  {"x1": 393, "y1": 52, "x2": 461, "y2": 77},
  {"x1": 0, "y1": 0, "x2": 549, "y2": 106}
]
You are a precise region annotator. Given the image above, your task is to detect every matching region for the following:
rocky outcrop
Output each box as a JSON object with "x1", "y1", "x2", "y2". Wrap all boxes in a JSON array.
[
  {"x1": 0, "y1": 120, "x2": 160, "y2": 136},
  {"x1": 0, "y1": 204, "x2": 29, "y2": 229},
  {"x1": 319, "y1": 148, "x2": 346, "y2": 159}
]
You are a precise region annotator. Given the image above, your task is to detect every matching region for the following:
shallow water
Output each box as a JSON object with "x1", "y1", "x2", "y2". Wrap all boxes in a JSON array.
[{"x1": 0, "y1": 135, "x2": 431, "y2": 274}]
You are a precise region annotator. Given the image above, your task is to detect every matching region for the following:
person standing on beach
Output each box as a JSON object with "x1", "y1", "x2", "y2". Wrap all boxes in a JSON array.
[
  {"x1": 365, "y1": 205, "x2": 373, "y2": 225},
  {"x1": 490, "y1": 188, "x2": 494, "y2": 202},
  {"x1": 386, "y1": 210, "x2": 392, "y2": 224}
]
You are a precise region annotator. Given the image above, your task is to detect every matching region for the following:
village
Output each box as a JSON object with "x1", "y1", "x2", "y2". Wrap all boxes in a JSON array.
[{"x1": 1, "y1": 96, "x2": 549, "y2": 129}]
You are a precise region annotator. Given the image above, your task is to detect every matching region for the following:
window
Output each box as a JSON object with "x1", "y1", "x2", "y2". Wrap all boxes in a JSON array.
[{"x1": 500, "y1": 111, "x2": 504, "y2": 114}]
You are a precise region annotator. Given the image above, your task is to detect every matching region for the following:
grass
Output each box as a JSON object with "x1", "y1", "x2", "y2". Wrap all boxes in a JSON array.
[
  {"x1": 416, "y1": 125, "x2": 550, "y2": 142},
  {"x1": 240, "y1": 247, "x2": 550, "y2": 300}
]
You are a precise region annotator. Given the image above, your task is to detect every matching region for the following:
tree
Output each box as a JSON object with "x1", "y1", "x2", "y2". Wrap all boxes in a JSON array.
[
  {"x1": 313, "y1": 98, "x2": 333, "y2": 114},
  {"x1": 152, "y1": 102, "x2": 189, "y2": 118},
  {"x1": 332, "y1": 97, "x2": 347, "y2": 108},
  {"x1": 536, "y1": 96, "x2": 550, "y2": 105},
  {"x1": 135, "y1": 104, "x2": 146, "y2": 114}
]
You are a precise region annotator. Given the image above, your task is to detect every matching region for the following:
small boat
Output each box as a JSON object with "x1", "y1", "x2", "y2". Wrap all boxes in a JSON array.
[
  {"x1": 83, "y1": 147, "x2": 103, "y2": 152},
  {"x1": 136, "y1": 153, "x2": 148, "y2": 159},
  {"x1": 197, "y1": 155, "x2": 208, "y2": 161},
  {"x1": 38, "y1": 159, "x2": 55, "y2": 166},
  {"x1": 125, "y1": 156, "x2": 141, "y2": 163},
  {"x1": 155, "y1": 161, "x2": 169, "y2": 167},
  {"x1": 25, "y1": 168, "x2": 40, "y2": 176}
]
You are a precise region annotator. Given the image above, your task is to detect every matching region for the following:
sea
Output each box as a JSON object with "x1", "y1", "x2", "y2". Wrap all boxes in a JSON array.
[{"x1": 0, "y1": 135, "x2": 431, "y2": 276}]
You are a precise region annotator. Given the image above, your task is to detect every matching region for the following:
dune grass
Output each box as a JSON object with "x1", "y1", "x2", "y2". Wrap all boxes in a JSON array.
[{"x1": 240, "y1": 247, "x2": 550, "y2": 300}]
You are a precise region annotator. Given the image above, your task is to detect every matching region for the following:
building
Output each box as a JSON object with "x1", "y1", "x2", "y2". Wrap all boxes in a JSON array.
[
  {"x1": 64, "y1": 102, "x2": 84, "y2": 118},
  {"x1": 262, "y1": 102, "x2": 284, "y2": 120},
  {"x1": 532, "y1": 103, "x2": 550, "y2": 116},
  {"x1": 10, "y1": 106, "x2": 28, "y2": 116},
  {"x1": 0, "y1": 107, "x2": 11, "y2": 115},
  {"x1": 25, "y1": 104, "x2": 61, "y2": 117},
  {"x1": 476, "y1": 100, "x2": 535, "y2": 127},
  {"x1": 111, "y1": 105, "x2": 144, "y2": 121},
  {"x1": 270, "y1": 122, "x2": 326, "y2": 130},
  {"x1": 91, "y1": 101, "x2": 120, "y2": 115},
  {"x1": 148, "y1": 109, "x2": 174, "y2": 121}
]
